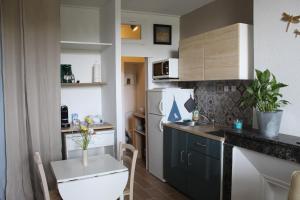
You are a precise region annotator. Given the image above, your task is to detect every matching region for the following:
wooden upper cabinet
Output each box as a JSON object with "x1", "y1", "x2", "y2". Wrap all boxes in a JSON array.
[
  {"x1": 179, "y1": 35, "x2": 205, "y2": 81},
  {"x1": 179, "y1": 23, "x2": 253, "y2": 81}
]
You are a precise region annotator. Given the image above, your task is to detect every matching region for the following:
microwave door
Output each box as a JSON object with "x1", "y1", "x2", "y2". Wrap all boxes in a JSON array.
[
  {"x1": 153, "y1": 63, "x2": 163, "y2": 77},
  {"x1": 162, "y1": 61, "x2": 169, "y2": 76}
]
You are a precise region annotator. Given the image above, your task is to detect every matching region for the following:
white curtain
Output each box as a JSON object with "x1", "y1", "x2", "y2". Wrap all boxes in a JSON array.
[
  {"x1": 1, "y1": 0, "x2": 61, "y2": 199},
  {"x1": 0, "y1": 6, "x2": 6, "y2": 199}
]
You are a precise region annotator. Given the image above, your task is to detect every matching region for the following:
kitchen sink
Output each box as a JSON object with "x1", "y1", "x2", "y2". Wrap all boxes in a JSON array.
[{"x1": 174, "y1": 121, "x2": 210, "y2": 127}]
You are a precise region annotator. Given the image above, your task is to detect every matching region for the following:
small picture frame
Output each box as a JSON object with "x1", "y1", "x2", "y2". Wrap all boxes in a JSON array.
[{"x1": 153, "y1": 24, "x2": 172, "y2": 45}]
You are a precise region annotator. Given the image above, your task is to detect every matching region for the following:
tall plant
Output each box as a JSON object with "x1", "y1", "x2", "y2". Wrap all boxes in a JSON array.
[{"x1": 241, "y1": 69, "x2": 289, "y2": 112}]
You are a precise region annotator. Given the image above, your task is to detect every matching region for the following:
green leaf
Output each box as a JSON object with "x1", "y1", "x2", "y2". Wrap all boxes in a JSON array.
[{"x1": 242, "y1": 68, "x2": 290, "y2": 110}]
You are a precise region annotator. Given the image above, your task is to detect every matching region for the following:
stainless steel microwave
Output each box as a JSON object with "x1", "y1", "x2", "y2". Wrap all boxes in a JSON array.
[{"x1": 152, "y1": 58, "x2": 179, "y2": 80}]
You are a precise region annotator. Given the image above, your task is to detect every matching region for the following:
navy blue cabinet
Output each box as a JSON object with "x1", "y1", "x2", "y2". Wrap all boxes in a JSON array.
[
  {"x1": 164, "y1": 127, "x2": 188, "y2": 194},
  {"x1": 164, "y1": 126, "x2": 221, "y2": 200}
]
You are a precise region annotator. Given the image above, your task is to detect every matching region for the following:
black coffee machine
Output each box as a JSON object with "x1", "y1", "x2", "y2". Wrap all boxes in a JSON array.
[{"x1": 61, "y1": 105, "x2": 70, "y2": 128}]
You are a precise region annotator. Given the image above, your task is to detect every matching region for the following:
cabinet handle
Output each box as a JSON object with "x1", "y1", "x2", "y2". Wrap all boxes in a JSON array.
[
  {"x1": 159, "y1": 119, "x2": 164, "y2": 132},
  {"x1": 180, "y1": 151, "x2": 185, "y2": 163},
  {"x1": 195, "y1": 142, "x2": 206, "y2": 148},
  {"x1": 159, "y1": 100, "x2": 163, "y2": 114},
  {"x1": 188, "y1": 152, "x2": 192, "y2": 166}
]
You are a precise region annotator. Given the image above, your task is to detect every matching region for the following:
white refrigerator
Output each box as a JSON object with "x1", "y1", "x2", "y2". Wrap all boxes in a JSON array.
[{"x1": 147, "y1": 88, "x2": 193, "y2": 181}]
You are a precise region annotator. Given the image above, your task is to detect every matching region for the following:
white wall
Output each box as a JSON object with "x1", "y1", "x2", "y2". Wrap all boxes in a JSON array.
[
  {"x1": 121, "y1": 11, "x2": 180, "y2": 90},
  {"x1": 60, "y1": 5, "x2": 103, "y2": 120},
  {"x1": 254, "y1": 0, "x2": 300, "y2": 136},
  {"x1": 100, "y1": 0, "x2": 123, "y2": 147},
  {"x1": 121, "y1": 10, "x2": 180, "y2": 58},
  {"x1": 61, "y1": 5, "x2": 100, "y2": 42}
]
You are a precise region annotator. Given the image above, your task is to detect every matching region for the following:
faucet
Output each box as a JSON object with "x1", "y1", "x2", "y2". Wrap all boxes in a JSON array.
[{"x1": 198, "y1": 114, "x2": 215, "y2": 127}]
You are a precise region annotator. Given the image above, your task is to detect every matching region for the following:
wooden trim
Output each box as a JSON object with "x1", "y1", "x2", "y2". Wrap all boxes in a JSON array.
[{"x1": 61, "y1": 82, "x2": 106, "y2": 87}]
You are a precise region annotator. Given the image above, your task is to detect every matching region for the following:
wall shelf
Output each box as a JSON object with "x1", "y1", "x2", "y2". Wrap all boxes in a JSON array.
[
  {"x1": 134, "y1": 129, "x2": 146, "y2": 136},
  {"x1": 61, "y1": 82, "x2": 106, "y2": 87},
  {"x1": 60, "y1": 41, "x2": 112, "y2": 51},
  {"x1": 152, "y1": 79, "x2": 180, "y2": 83}
]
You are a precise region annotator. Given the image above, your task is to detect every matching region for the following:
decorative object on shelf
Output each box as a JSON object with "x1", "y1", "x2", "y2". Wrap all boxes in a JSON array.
[
  {"x1": 241, "y1": 69, "x2": 289, "y2": 137},
  {"x1": 294, "y1": 29, "x2": 300, "y2": 38},
  {"x1": 92, "y1": 61, "x2": 102, "y2": 82},
  {"x1": 73, "y1": 116, "x2": 94, "y2": 167},
  {"x1": 153, "y1": 24, "x2": 172, "y2": 45},
  {"x1": 61, "y1": 64, "x2": 75, "y2": 83},
  {"x1": 281, "y1": 12, "x2": 300, "y2": 32}
]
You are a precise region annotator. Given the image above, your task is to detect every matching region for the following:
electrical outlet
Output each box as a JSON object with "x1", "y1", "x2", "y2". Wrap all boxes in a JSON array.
[
  {"x1": 231, "y1": 85, "x2": 237, "y2": 92},
  {"x1": 224, "y1": 85, "x2": 229, "y2": 92}
]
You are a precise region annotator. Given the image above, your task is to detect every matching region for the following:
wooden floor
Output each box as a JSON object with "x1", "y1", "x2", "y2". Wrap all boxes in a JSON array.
[{"x1": 126, "y1": 159, "x2": 189, "y2": 200}]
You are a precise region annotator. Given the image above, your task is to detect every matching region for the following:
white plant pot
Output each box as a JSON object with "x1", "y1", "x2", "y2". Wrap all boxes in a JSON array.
[{"x1": 82, "y1": 150, "x2": 88, "y2": 167}]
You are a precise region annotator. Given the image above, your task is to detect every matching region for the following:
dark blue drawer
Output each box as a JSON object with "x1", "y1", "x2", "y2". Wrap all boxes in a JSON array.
[{"x1": 188, "y1": 134, "x2": 221, "y2": 159}]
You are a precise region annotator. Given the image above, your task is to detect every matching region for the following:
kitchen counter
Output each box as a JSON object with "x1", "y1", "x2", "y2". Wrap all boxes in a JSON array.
[
  {"x1": 61, "y1": 122, "x2": 114, "y2": 133},
  {"x1": 222, "y1": 128, "x2": 300, "y2": 200},
  {"x1": 163, "y1": 123, "x2": 225, "y2": 142}
]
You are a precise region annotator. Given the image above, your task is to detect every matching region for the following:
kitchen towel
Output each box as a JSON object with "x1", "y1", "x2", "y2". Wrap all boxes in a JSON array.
[{"x1": 168, "y1": 98, "x2": 182, "y2": 122}]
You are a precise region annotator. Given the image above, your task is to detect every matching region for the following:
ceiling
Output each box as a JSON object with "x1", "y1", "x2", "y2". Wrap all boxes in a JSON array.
[{"x1": 121, "y1": 0, "x2": 215, "y2": 16}]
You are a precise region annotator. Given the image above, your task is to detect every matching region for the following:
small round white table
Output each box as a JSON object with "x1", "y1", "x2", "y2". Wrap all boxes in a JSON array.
[{"x1": 51, "y1": 155, "x2": 128, "y2": 200}]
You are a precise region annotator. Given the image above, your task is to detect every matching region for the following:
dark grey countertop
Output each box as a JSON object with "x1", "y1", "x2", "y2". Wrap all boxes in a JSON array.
[
  {"x1": 224, "y1": 128, "x2": 300, "y2": 163},
  {"x1": 222, "y1": 128, "x2": 300, "y2": 200},
  {"x1": 164, "y1": 122, "x2": 225, "y2": 142}
]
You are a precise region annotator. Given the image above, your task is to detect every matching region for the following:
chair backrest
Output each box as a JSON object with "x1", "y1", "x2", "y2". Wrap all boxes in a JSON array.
[
  {"x1": 288, "y1": 171, "x2": 300, "y2": 200},
  {"x1": 119, "y1": 142, "x2": 138, "y2": 199},
  {"x1": 34, "y1": 152, "x2": 50, "y2": 200}
]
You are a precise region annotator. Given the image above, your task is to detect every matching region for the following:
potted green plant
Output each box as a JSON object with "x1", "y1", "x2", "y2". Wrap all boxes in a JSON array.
[{"x1": 241, "y1": 69, "x2": 289, "y2": 137}]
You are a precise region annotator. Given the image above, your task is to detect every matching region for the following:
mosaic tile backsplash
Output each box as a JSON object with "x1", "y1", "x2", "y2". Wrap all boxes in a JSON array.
[{"x1": 179, "y1": 80, "x2": 253, "y2": 128}]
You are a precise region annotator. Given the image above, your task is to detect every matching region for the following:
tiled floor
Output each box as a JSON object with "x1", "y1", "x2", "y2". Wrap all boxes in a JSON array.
[{"x1": 126, "y1": 159, "x2": 189, "y2": 200}]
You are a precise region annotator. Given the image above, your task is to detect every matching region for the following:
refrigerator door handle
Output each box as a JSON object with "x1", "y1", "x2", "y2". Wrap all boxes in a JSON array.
[
  {"x1": 158, "y1": 100, "x2": 163, "y2": 114},
  {"x1": 159, "y1": 118, "x2": 164, "y2": 132}
]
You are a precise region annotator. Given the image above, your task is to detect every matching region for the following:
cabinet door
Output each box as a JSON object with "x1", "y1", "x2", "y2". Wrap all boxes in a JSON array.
[
  {"x1": 187, "y1": 150, "x2": 221, "y2": 200},
  {"x1": 179, "y1": 36, "x2": 205, "y2": 81},
  {"x1": 204, "y1": 24, "x2": 240, "y2": 80},
  {"x1": 164, "y1": 127, "x2": 188, "y2": 194}
]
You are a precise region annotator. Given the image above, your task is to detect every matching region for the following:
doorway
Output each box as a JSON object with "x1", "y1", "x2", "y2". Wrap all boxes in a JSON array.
[{"x1": 122, "y1": 56, "x2": 147, "y2": 167}]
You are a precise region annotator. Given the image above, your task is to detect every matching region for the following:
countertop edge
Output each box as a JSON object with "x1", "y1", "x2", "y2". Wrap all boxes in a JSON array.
[{"x1": 163, "y1": 123, "x2": 225, "y2": 142}]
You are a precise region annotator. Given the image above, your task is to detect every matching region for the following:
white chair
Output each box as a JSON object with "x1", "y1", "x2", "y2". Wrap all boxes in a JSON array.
[
  {"x1": 34, "y1": 152, "x2": 61, "y2": 200},
  {"x1": 119, "y1": 143, "x2": 138, "y2": 200},
  {"x1": 288, "y1": 171, "x2": 300, "y2": 200}
]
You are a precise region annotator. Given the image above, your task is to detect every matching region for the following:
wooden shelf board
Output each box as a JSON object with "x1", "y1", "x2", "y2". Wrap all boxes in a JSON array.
[
  {"x1": 152, "y1": 79, "x2": 180, "y2": 83},
  {"x1": 60, "y1": 41, "x2": 112, "y2": 51},
  {"x1": 61, "y1": 82, "x2": 106, "y2": 87},
  {"x1": 134, "y1": 129, "x2": 146, "y2": 136},
  {"x1": 134, "y1": 113, "x2": 145, "y2": 119}
]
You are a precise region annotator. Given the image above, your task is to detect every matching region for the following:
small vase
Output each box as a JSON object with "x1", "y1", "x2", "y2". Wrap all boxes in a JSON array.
[{"x1": 82, "y1": 150, "x2": 88, "y2": 167}]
